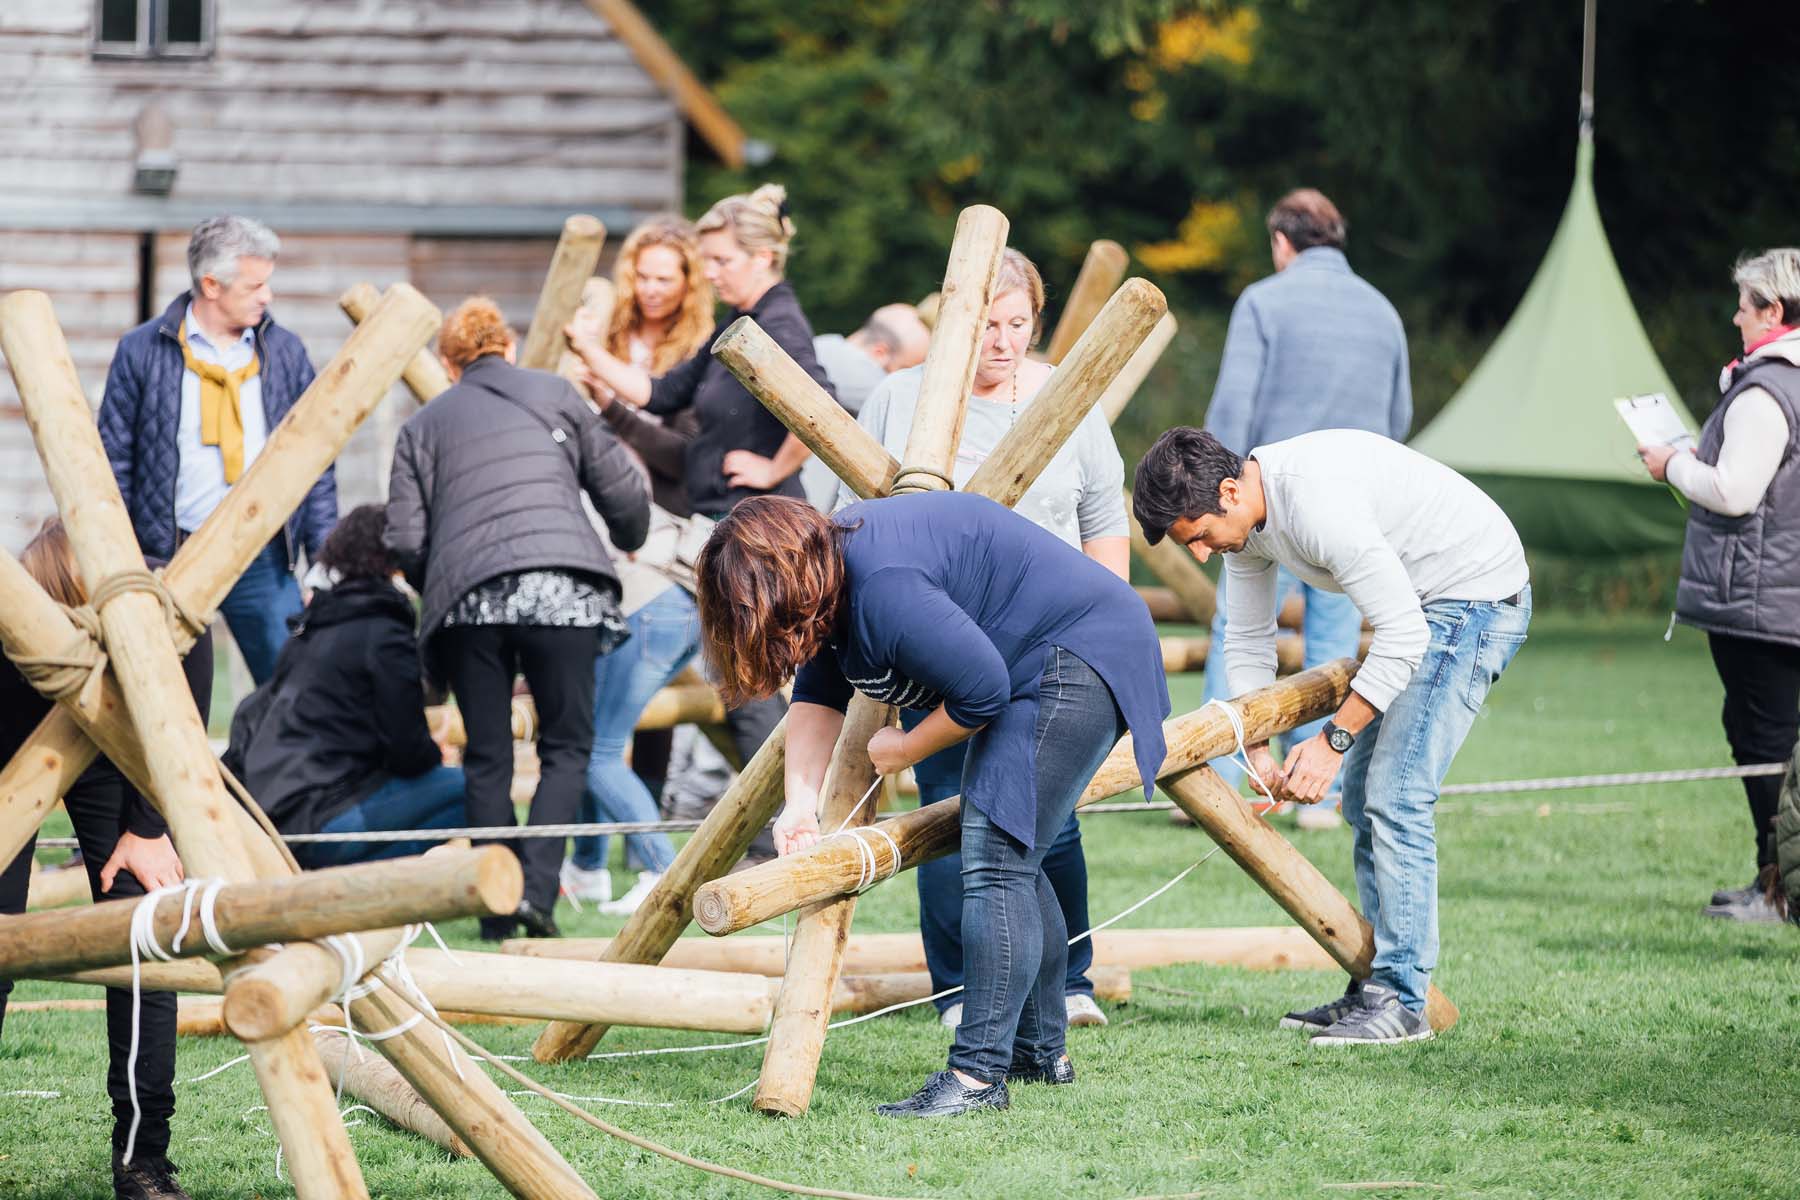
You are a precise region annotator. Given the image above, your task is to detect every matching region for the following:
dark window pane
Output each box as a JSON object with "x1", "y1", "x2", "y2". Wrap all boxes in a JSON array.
[
  {"x1": 164, "y1": 0, "x2": 204, "y2": 45},
  {"x1": 98, "y1": 0, "x2": 138, "y2": 43}
]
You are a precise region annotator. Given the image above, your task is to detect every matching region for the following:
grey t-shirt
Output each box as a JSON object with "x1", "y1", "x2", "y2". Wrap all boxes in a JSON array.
[
  {"x1": 837, "y1": 364, "x2": 1128, "y2": 549},
  {"x1": 803, "y1": 334, "x2": 891, "y2": 509}
]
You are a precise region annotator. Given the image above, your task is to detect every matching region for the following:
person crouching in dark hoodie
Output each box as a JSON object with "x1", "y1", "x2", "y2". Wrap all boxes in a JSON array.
[{"x1": 238, "y1": 504, "x2": 465, "y2": 867}]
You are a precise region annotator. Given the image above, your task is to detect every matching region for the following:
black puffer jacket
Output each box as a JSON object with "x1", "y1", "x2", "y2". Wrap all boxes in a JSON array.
[
  {"x1": 385, "y1": 354, "x2": 651, "y2": 651},
  {"x1": 239, "y1": 579, "x2": 442, "y2": 836}
]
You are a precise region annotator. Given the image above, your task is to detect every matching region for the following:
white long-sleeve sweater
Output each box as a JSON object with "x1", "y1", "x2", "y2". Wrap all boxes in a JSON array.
[
  {"x1": 1224, "y1": 430, "x2": 1529, "y2": 712},
  {"x1": 1666, "y1": 329, "x2": 1800, "y2": 517}
]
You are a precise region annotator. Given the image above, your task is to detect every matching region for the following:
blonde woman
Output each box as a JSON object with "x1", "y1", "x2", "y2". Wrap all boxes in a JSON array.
[{"x1": 606, "y1": 216, "x2": 713, "y2": 372}]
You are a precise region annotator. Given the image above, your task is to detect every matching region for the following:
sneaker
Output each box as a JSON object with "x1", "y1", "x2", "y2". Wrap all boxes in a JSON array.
[
  {"x1": 513, "y1": 899, "x2": 561, "y2": 939},
  {"x1": 599, "y1": 870, "x2": 662, "y2": 916},
  {"x1": 114, "y1": 1155, "x2": 191, "y2": 1200},
  {"x1": 1309, "y1": 982, "x2": 1432, "y2": 1046},
  {"x1": 560, "y1": 861, "x2": 612, "y2": 904},
  {"x1": 1295, "y1": 804, "x2": 1344, "y2": 832},
  {"x1": 1703, "y1": 891, "x2": 1785, "y2": 923},
  {"x1": 1710, "y1": 879, "x2": 1761, "y2": 907},
  {"x1": 939, "y1": 1002, "x2": 963, "y2": 1029},
  {"x1": 1065, "y1": 993, "x2": 1108, "y2": 1028},
  {"x1": 1278, "y1": 978, "x2": 1362, "y2": 1030},
  {"x1": 875, "y1": 1070, "x2": 1008, "y2": 1118}
]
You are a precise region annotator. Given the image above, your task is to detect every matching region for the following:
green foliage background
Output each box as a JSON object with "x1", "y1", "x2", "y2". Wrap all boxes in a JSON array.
[{"x1": 644, "y1": 0, "x2": 1800, "y2": 604}]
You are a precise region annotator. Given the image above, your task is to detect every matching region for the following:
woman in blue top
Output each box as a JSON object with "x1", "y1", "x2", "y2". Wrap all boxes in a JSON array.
[{"x1": 695, "y1": 493, "x2": 1168, "y2": 1118}]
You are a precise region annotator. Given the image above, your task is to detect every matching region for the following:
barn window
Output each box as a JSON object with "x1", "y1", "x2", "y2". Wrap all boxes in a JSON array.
[{"x1": 94, "y1": 0, "x2": 213, "y2": 59}]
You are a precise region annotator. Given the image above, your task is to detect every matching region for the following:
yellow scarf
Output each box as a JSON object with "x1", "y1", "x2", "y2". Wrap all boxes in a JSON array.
[{"x1": 178, "y1": 320, "x2": 260, "y2": 484}]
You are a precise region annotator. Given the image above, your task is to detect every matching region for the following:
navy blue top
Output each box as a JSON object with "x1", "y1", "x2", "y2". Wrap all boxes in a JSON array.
[{"x1": 793, "y1": 492, "x2": 1170, "y2": 848}]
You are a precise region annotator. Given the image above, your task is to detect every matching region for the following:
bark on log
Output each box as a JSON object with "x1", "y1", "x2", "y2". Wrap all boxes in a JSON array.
[
  {"x1": 712, "y1": 317, "x2": 900, "y2": 501},
  {"x1": 1161, "y1": 766, "x2": 1459, "y2": 1033},
  {"x1": 1046, "y1": 240, "x2": 1130, "y2": 365},
  {"x1": 519, "y1": 214, "x2": 606, "y2": 370},
  {"x1": 892, "y1": 205, "x2": 1008, "y2": 494},
  {"x1": 313, "y1": 1028, "x2": 473, "y2": 1157},
  {"x1": 963, "y1": 279, "x2": 1168, "y2": 508},
  {"x1": 0, "y1": 847, "x2": 519, "y2": 980},
  {"x1": 691, "y1": 660, "x2": 1356, "y2": 935},
  {"x1": 1099, "y1": 311, "x2": 1178, "y2": 425},
  {"x1": 339, "y1": 282, "x2": 450, "y2": 402},
  {"x1": 245, "y1": 1024, "x2": 374, "y2": 1199},
  {"x1": 531, "y1": 717, "x2": 790, "y2": 1062},
  {"x1": 1126, "y1": 489, "x2": 1217, "y2": 624}
]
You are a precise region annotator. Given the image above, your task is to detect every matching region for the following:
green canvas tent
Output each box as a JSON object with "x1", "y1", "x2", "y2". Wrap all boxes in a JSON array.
[{"x1": 1410, "y1": 133, "x2": 1698, "y2": 556}]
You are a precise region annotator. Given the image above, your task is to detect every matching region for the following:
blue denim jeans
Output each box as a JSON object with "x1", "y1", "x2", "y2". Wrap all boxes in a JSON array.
[
  {"x1": 1341, "y1": 588, "x2": 1530, "y2": 1012},
  {"x1": 948, "y1": 648, "x2": 1124, "y2": 1083},
  {"x1": 218, "y1": 540, "x2": 304, "y2": 685},
  {"x1": 301, "y1": 765, "x2": 469, "y2": 869},
  {"x1": 572, "y1": 587, "x2": 697, "y2": 874},
  {"x1": 1202, "y1": 568, "x2": 1364, "y2": 794}
]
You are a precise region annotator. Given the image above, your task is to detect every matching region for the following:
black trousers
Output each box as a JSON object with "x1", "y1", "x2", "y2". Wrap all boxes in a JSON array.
[
  {"x1": 1708, "y1": 632, "x2": 1800, "y2": 871},
  {"x1": 0, "y1": 785, "x2": 177, "y2": 1160},
  {"x1": 439, "y1": 624, "x2": 598, "y2": 917}
]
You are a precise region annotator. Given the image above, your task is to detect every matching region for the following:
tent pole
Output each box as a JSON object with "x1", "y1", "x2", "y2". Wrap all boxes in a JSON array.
[{"x1": 1579, "y1": 0, "x2": 1596, "y2": 136}]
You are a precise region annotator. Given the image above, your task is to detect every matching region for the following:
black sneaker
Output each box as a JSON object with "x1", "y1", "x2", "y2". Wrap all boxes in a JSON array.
[
  {"x1": 1278, "y1": 978, "x2": 1362, "y2": 1030},
  {"x1": 114, "y1": 1155, "x2": 190, "y2": 1200},
  {"x1": 875, "y1": 1070, "x2": 1009, "y2": 1118},
  {"x1": 1006, "y1": 1052, "x2": 1075, "y2": 1086},
  {"x1": 514, "y1": 899, "x2": 561, "y2": 939},
  {"x1": 1309, "y1": 981, "x2": 1433, "y2": 1046}
]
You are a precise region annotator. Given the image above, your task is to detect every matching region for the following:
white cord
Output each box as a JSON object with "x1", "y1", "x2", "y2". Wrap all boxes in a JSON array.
[{"x1": 1203, "y1": 698, "x2": 1280, "y2": 808}]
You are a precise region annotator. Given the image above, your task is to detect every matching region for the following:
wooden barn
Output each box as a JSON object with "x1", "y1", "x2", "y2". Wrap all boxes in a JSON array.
[{"x1": 0, "y1": 0, "x2": 750, "y2": 551}]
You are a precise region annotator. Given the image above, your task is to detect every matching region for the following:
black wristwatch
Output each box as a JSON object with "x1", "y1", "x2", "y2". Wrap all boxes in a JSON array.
[{"x1": 1322, "y1": 720, "x2": 1355, "y2": 754}]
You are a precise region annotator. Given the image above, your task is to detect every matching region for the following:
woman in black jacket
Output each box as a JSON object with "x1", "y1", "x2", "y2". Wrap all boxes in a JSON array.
[
  {"x1": 0, "y1": 518, "x2": 206, "y2": 1200},
  {"x1": 240, "y1": 505, "x2": 465, "y2": 870},
  {"x1": 386, "y1": 298, "x2": 650, "y2": 938}
]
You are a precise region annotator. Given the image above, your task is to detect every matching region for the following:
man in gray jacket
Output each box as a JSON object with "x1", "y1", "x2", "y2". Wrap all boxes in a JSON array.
[{"x1": 1197, "y1": 190, "x2": 1412, "y2": 824}]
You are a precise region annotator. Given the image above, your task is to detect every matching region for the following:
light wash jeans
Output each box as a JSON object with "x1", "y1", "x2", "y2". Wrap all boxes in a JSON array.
[
  {"x1": 572, "y1": 587, "x2": 697, "y2": 874},
  {"x1": 1341, "y1": 588, "x2": 1530, "y2": 1012},
  {"x1": 1202, "y1": 568, "x2": 1364, "y2": 794}
]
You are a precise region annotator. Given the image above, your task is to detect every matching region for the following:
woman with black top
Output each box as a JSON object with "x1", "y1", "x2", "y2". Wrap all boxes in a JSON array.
[
  {"x1": 386, "y1": 298, "x2": 650, "y2": 939},
  {"x1": 0, "y1": 519, "x2": 208, "y2": 1200}
]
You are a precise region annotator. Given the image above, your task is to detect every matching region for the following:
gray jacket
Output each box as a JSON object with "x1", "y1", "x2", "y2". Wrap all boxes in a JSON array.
[
  {"x1": 385, "y1": 355, "x2": 651, "y2": 652},
  {"x1": 1677, "y1": 354, "x2": 1800, "y2": 647}
]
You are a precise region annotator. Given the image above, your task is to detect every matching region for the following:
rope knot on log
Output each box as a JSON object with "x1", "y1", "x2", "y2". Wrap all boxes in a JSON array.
[{"x1": 6, "y1": 567, "x2": 208, "y2": 711}]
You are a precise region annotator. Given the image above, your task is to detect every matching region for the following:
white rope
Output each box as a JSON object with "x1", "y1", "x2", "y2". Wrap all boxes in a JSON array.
[{"x1": 1202, "y1": 698, "x2": 1280, "y2": 809}]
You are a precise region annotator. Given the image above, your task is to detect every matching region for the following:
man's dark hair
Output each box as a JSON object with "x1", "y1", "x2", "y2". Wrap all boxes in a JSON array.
[
  {"x1": 318, "y1": 504, "x2": 395, "y2": 582},
  {"x1": 1132, "y1": 427, "x2": 1244, "y2": 545},
  {"x1": 1266, "y1": 188, "x2": 1347, "y2": 252}
]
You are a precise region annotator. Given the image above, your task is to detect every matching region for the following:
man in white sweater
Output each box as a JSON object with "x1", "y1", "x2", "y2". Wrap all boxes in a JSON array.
[{"x1": 1133, "y1": 427, "x2": 1531, "y2": 1044}]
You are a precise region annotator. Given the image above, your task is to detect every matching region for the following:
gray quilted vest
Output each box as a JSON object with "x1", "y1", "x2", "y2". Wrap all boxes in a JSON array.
[{"x1": 1675, "y1": 355, "x2": 1800, "y2": 646}]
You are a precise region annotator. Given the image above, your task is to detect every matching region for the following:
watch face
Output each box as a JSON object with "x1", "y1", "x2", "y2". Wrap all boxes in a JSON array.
[{"x1": 1328, "y1": 727, "x2": 1354, "y2": 753}]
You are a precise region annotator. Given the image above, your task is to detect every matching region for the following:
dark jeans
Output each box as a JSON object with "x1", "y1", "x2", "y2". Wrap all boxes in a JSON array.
[
  {"x1": 1708, "y1": 632, "x2": 1800, "y2": 871},
  {"x1": 297, "y1": 766, "x2": 469, "y2": 869},
  {"x1": 948, "y1": 648, "x2": 1124, "y2": 1083},
  {"x1": 216, "y1": 540, "x2": 303, "y2": 685},
  {"x1": 440, "y1": 625, "x2": 598, "y2": 919},
  {"x1": 0, "y1": 782, "x2": 176, "y2": 1159},
  {"x1": 909, "y1": 719, "x2": 1094, "y2": 1008}
]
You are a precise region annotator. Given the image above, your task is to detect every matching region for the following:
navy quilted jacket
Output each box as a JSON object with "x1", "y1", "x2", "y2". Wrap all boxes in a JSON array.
[{"x1": 97, "y1": 292, "x2": 334, "y2": 567}]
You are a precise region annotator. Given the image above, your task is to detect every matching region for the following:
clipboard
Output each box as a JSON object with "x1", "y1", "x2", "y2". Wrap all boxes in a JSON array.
[{"x1": 1614, "y1": 392, "x2": 1696, "y2": 452}]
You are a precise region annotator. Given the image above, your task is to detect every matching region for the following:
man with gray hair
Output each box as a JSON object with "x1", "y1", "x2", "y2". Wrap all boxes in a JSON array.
[
  {"x1": 99, "y1": 214, "x2": 330, "y2": 682},
  {"x1": 803, "y1": 301, "x2": 932, "y2": 508}
]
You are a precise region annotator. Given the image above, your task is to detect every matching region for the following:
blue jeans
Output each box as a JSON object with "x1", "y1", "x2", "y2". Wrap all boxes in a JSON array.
[
  {"x1": 301, "y1": 765, "x2": 469, "y2": 869},
  {"x1": 949, "y1": 648, "x2": 1124, "y2": 1083},
  {"x1": 1202, "y1": 568, "x2": 1363, "y2": 794},
  {"x1": 1341, "y1": 588, "x2": 1530, "y2": 1012},
  {"x1": 217, "y1": 540, "x2": 304, "y2": 684},
  {"x1": 572, "y1": 587, "x2": 696, "y2": 874}
]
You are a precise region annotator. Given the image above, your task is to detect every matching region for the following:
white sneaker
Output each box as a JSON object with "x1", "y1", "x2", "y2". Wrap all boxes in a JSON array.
[
  {"x1": 1296, "y1": 804, "x2": 1345, "y2": 832},
  {"x1": 1065, "y1": 993, "x2": 1108, "y2": 1027},
  {"x1": 939, "y1": 1002, "x2": 962, "y2": 1028},
  {"x1": 559, "y1": 861, "x2": 612, "y2": 903},
  {"x1": 599, "y1": 870, "x2": 662, "y2": 916}
]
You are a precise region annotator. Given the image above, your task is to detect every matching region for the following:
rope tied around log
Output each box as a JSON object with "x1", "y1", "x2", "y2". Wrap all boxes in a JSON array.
[
  {"x1": 7, "y1": 567, "x2": 210, "y2": 712},
  {"x1": 888, "y1": 464, "x2": 956, "y2": 494}
]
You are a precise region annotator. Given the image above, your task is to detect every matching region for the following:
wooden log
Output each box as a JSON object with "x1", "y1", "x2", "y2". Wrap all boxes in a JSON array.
[
  {"x1": 712, "y1": 316, "x2": 901, "y2": 501},
  {"x1": 339, "y1": 281, "x2": 450, "y2": 403},
  {"x1": 0, "y1": 283, "x2": 442, "y2": 876},
  {"x1": 313, "y1": 1028, "x2": 473, "y2": 1158},
  {"x1": 832, "y1": 964, "x2": 1131, "y2": 1016},
  {"x1": 1162, "y1": 766, "x2": 1458, "y2": 1033},
  {"x1": 246, "y1": 1025, "x2": 374, "y2": 1199},
  {"x1": 531, "y1": 717, "x2": 791, "y2": 1062},
  {"x1": 519, "y1": 214, "x2": 606, "y2": 371},
  {"x1": 178, "y1": 997, "x2": 341, "y2": 1038},
  {"x1": 963, "y1": 279, "x2": 1168, "y2": 508},
  {"x1": 1046, "y1": 240, "x2": 1130, "y2": 366},
  {"x1": 754, "y1": 695, "x2": 891, "y2": 1117},
  {"x1": 0, "y1": 847, "x2": 520, "y2": 980},
  {"x1": 558, "y1": 278, "x2": 617, "y2": 402},
  {"x1": 223, "y1": 928, "x2": 413, "y2": 1042},
  {"x1": 892, "y1": 205, "x2": 1008, "y2": 494},
  {"x1": 25, "y1": 861, "x2": 89, "y2": 910},
  {"x1": 691, "y1": 660, "x2": 1357, "y2": 936},
  {"x1": 1162, "y1": 633, "x2": 1324, "y2": 675},
  {"x1": 1137, "y1": 586, "x2": 1186, "y2": 623},
  {"x1": 1126, "y1": 487, "x2": 1217, "y2": 625},
  {"x1": 429, "y1": 680, "x2": 742, "y2": 748},
  {"x1": 1099, "y1": 311, "x2": 1178, "y2": 425}
]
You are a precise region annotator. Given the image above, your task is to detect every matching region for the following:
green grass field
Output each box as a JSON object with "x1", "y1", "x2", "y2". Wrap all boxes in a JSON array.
[{"x1": 5, "y1": 615, "x2": 1798, "y2": 1199}]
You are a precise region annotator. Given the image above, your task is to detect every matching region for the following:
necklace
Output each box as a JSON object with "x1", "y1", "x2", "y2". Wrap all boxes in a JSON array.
[{"x1": 1008, "y1": 370, "x2": 1018, "y2": 425}]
